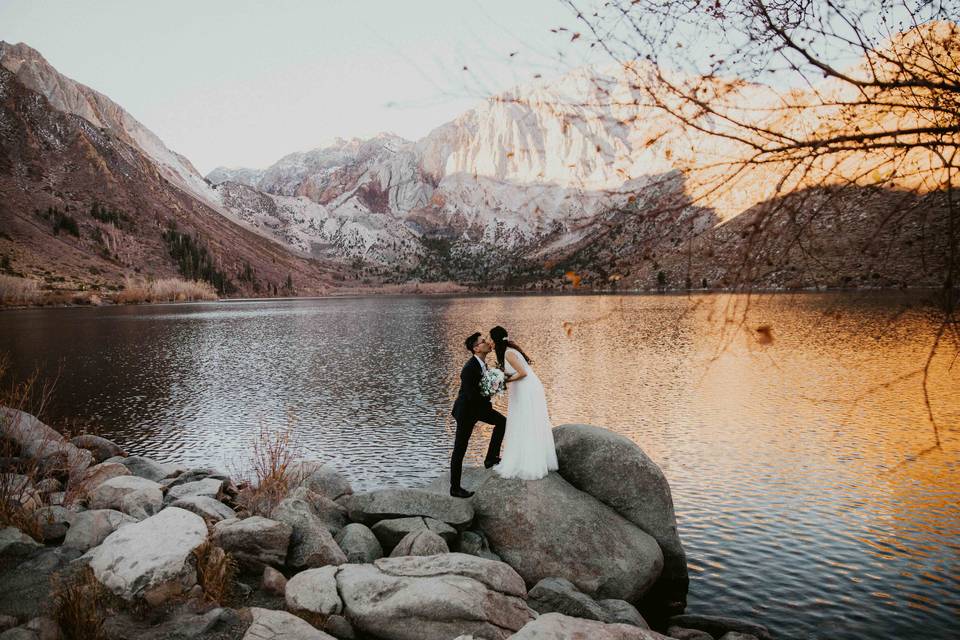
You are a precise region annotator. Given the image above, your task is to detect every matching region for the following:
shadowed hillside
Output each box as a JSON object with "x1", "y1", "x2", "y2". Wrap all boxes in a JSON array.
[{"x1": 0, "y1": 66, "x2": 342, "y2": 300}]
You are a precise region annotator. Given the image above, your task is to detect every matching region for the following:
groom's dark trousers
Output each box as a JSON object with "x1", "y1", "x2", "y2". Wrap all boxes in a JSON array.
[{"x1": 450, "y1": 356, "x2": 506, "y2": 490}]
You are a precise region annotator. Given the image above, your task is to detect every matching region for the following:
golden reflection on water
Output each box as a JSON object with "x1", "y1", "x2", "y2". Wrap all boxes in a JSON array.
[
  {"x1": 442, "y1": 292, "x2": 959, "y2": 638},
  {"x1": 0, "y1": 292, "x2": 957, "y2": 638}
]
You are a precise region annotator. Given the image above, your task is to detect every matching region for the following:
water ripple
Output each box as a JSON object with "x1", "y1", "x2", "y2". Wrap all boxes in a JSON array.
[{"x1": 1, "y1": 293, "x2": 957, "y2": 640}]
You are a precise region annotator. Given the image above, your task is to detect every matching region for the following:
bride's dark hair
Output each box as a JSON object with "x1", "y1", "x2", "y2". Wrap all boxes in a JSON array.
[{"x1": 490, "y1": 325, "x2": 533, "y2": 370}]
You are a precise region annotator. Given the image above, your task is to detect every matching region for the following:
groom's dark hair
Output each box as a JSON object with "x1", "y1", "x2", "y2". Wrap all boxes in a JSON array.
[{"x1": 465, "y1": 332, "x2": 482, "y2": 353}]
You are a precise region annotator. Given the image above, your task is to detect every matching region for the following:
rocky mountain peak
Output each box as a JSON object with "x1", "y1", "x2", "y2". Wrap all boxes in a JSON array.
[
  {"x1": 0, "y1": 40, "x2": 216, "y2": 206},
  {"x1": 0, "y1": 41, "x2": 52, "y2": 72}
]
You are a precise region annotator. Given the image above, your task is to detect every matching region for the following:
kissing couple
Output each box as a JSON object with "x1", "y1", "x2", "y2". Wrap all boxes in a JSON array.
[{"x1": 449, "y1": 325, "x2": 558, "y2": 498}]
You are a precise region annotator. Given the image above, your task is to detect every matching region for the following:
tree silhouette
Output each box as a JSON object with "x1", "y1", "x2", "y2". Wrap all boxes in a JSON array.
[
  {"x1": 549, "y1": 0, "x2": 959, "y2": 452},
  {"x1": 555, "y1": 0, "x2": 957, "y2": 302}
]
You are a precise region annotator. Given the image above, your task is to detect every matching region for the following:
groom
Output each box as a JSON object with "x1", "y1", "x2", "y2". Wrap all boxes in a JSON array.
[{"x1": 449, "y1": 332, "x2": 506, "y2": 498}]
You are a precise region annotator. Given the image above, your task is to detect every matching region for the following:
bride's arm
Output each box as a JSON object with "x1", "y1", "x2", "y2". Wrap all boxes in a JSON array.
[{"x1": 504, "y1": 351, "x2": 527, "y2": 383}]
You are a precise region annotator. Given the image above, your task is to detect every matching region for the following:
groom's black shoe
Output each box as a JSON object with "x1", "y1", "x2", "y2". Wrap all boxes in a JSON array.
[
  {"x1": 450, "y1": 487, "x2": 474, "y2": 499},
  {"x1": 483, "y1": 457, "x2": 501, "y2": 469}
]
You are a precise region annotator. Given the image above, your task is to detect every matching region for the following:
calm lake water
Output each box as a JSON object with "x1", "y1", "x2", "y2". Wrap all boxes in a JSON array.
[{"x1": 1, "y1": 293, "x2": 957, "y2": 639}]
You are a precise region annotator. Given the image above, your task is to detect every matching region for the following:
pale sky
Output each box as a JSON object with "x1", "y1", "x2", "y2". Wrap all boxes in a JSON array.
[{"x1": 0, "y1": 0, "x2": 586, "y2": 174}]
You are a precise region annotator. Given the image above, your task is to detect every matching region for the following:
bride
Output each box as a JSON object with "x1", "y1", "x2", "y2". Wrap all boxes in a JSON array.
[{"x1": 490, "y1": 325, "x2": 558, "y2": 480}]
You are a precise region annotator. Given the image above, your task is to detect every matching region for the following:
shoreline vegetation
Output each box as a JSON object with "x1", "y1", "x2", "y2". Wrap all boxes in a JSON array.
[
  {"x1": 0, "y1": 275, "x2": 218, "y2": 308},
  {"x1": 0, "y1": 272, "x2": 948, "y2": 310}
]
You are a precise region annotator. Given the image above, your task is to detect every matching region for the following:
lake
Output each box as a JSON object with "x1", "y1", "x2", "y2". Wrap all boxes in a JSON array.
[{"x1": 1, "y1": 292, "x2": 957, "y2": 640}]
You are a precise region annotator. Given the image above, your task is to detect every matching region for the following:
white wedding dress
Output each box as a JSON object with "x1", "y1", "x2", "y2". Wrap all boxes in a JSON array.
[{"x1": 494, "y1": 348, "x2": 559, "y2": 480}]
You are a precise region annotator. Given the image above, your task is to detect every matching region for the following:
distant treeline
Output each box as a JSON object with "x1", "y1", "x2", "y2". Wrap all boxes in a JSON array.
[
  {"x1": 89, "y1": 202, "x2": 131, "y2": 227},
  {"x1": 162, "y1": 224, "x2": 235, "y2": 294}
]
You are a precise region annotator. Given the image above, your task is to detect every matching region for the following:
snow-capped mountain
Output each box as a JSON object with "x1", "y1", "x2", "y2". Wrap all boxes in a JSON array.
[
  {"x1": 204, "y1": 22, "x2": 955, "y2": 292},
  {"x1": 213, "y1": 179, "x2": 423, "y2": 265},
  {"x1": 3, "y1": 21, "x2": 953, "y2": 296},
  {"x1": 206, "y1": 65, "x2": 700, "y2": 262}
]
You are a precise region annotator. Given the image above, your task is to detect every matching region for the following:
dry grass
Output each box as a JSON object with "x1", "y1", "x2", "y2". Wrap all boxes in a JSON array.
[
  {"x1": 193, "y1": 541, "x2": 238, "y2": 605},
  {"x1": 233, "y1": 420, "x2": 300, "y2": 517},
  {"x1": 0, "y1": 354, "x2": 61, "y2": 539},
  {"x1": 113, "y1": 277, "x2": 217, "y2": 304},
  {"x1": 0, "y1": 469, "x2": 43, "y2": 539},
  {"x1": 51, "y1": 566, "x2": 108, "y2": 640},
  {"x1": 0, "y1": 274, "x2": 40, "y2": 305}
]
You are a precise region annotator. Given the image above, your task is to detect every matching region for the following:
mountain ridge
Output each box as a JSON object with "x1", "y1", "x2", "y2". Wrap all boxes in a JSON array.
[
  {"x1": 0, "y1": 57, "x2": 346, "y2": 299},
  {"x1": 1, "y1": 28, "x2": 955, "y2": 299}
]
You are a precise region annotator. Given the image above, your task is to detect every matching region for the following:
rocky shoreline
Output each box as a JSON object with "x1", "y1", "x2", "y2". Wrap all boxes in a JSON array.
[{"x1": 0, "y1": 406, "x2": 772, "y2": 640}]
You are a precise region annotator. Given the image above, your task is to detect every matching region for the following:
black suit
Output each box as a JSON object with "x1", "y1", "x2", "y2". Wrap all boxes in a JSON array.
[{"x1": 450, "y1": 356, "x2": 506, "y2": 489}]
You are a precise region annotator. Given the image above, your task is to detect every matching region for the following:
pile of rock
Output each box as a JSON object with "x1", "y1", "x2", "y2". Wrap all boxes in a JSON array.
[{"x1": 0, "y1": 407, "x2": 772, "y2": 640}]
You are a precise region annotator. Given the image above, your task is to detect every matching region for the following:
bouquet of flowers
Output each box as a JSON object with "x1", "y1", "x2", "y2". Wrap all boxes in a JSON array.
[{"x1": 479, "y1": 368, "x2": 506, "y2": 397}]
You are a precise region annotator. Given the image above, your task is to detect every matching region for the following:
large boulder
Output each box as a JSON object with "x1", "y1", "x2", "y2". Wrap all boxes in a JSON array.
[
  {"x1": 30, "y1": 506, "x2": 74, "y2": 542},
  {"x1": 87, "y1": 475, "x2": 163, "y2": 519},
  {"x1": 100, "y1": 604, "x2": 242, "y2": 640},
  {"x1": 63, "y1": 509, "x2": 137, "y2": 552},
  {"x1": 16, "y1": 446, "x2": 92, "y2": 486},
  {"x1": 528, "y1": 577, "x2": 618, "y2": 623},
  {"x1": 335, "y1": 553, "x2": 535, "y2": 640},
  {"x1": 667, "y1": 627, "x2": 714, "y2": 640},
  {"x1": 0, "y1": 408, "x2": 93, "y2": 483},
  {"x1": 77, "y1": 462, "x2": 131, "y2": 496},
  {"x1": 371, "y1": 516, "x2": 457, "y2": 551},
  {"x1": 70, "y1": 435, "x2": 125, "y2": 463},
  {"x1": 0, "y1": 626, "x2": 38, "y2": 640},
  {"x1": 342, "y1": 488, "x2": 473, "y2": 530},
  {"x1": 598, "y1": 600, "x2": 650, "y2": 629},
  {"x1": 0, "y1": 546, "x2": 83, "y2": 620},
  {"x1": 270, "y1": 497, "x2": 347, "y2": 569},
  {"x1": 287, "y1": 461, "x2": 353, "y2": 501},
  {"x1": 211, "y1": 517, "x2": 291, "y2": 571},
  {"x1": 471, "y1": 471, "x2": 663, "y2": 604},
  {"x1": 117, "y1": 456, "x2": 171, "y2": 482},
  {"x1": 666, "y1": 615, "x2": 772, "y2": 640},
  {"x1": 170, "y1": 496, "x2": 236, "y2": 525},
  {"x1": 334, "y1": 523, "x2": 383, "y2": 564},
  {"x1": 512, "y1": 613, "x2": 670, "y2": 639},
  {"x1": 0, "y1": 527, "x2": 41, "y2": 558},
  {"x1": 527, "y1": 577, "x2": 649, "y2": 629},
  {"x1": 0, "y1": 408, "x2": 61, "y2": 449},
  {"x1": 83, "y1": 507, "x2": 207, "y2": 604},
  {"x1": 1, "y1": 474, "x2": 41, "y2": 512},
  {"x1": 262, "y1": 566, "x2": 287, "y2": 596},
  {"x1": 0, "y1": 407, "x2": 94, "y2": 481},
  {"x1": 287, "y1": 486, "x2": 347, "y2": 534},
  {"x1": 164, "y1": 468, "x2": 230, "y2": 490},
  {"x1": 164, "y1": 478, "x2": 224, "y2": 504},
  {"x1": 457, "y1": 530, "x2": 502, "y2": 562},
  {"x1": 554, "y1": 424, "x2": 688, "y2": 615},
  {"x1": 285, "y1": 565, "x2": 342, "y2": 618},
  {"x1": 22, "y1": 617, "x2": 60, "y2": 640},
  {"x1": 284, "y1": 566, "x2": 352, "y2": 637},
  {"x1": 389, "y1": 530, "x2": 449, "y2": 557},
  {"x1": 242, "y1": 607, "x2": 335, "y2": 640}
]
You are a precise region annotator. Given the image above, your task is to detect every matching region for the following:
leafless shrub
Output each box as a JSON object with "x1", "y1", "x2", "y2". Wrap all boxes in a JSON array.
[
  {"x1": 193, "y1": 541, "x2": 238, "y2": 605},
  {"x1": 0, "y1": 355, "x2": 63, "y2": 538},
  {"x1": 554, "y1": 0, "x2": 957, "y2": 300},
  {"x1": 232, "y1": 419, "x2": 301, "y2": 517},
  {"x1": 51, "y1": 566, "x2": 108, "y2": 640}
]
